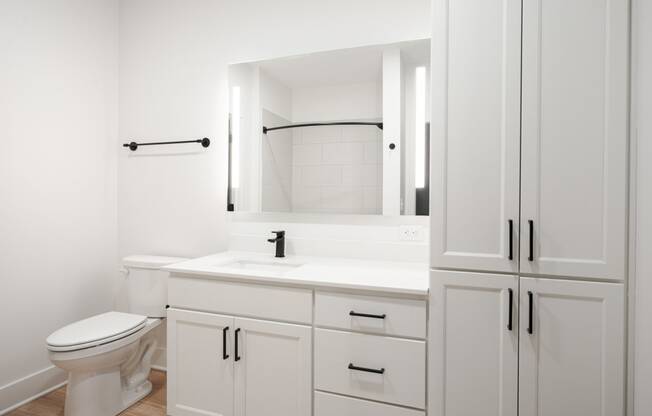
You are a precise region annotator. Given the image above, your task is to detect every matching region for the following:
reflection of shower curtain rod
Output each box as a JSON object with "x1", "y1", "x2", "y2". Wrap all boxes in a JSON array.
[{"x1": 262, "y1": 121, "x2": 383, "y2": 134}]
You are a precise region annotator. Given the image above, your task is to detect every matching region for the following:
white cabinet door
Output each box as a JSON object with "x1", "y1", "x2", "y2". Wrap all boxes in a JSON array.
[
  {"x1": 519, "y1": 278, "x2": 625, "y2": 416},
  {"x1": 233, "y1": 317, "x2": 311, "y2": 416},
  {"x1": 430, "y1": 0, "x2": 521, "y2": 273},
  {"x1": 167, "y1": 309, "x2": 234, "y2": 416},
  {"x1": 520, "y1": 0, "x2": 629, "y2": 279},
  {"x1": 429, "y1": 270, "x2": 518, "y2": 416}
]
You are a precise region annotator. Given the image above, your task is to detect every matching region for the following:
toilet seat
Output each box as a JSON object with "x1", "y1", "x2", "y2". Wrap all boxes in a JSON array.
[{"x1": 47, "y1": 312, "x2": 147, "y2": 352}]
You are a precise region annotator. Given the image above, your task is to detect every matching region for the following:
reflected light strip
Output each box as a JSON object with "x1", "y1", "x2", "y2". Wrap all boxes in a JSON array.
[
  {"x1": 415, "y1": 66, "x2": 426, "y2": 188},
  {"x1": 232, "y1": 86, "x2": 241, "y2": 189}
]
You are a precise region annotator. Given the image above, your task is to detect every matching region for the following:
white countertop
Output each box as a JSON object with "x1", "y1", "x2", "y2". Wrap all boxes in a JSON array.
[{"x1": 163, "y1": 251, "x2": 429, "y2": 297}]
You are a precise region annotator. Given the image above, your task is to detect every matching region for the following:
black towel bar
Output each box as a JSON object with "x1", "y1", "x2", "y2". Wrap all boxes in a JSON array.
[{"x1": 123, "y1": 137, "x2": 210, "y2": 151}]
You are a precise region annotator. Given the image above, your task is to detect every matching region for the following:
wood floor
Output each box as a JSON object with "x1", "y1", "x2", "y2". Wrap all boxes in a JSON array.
[{"x1": 7, "y1": 370, "x2": 166, "y2": 416}]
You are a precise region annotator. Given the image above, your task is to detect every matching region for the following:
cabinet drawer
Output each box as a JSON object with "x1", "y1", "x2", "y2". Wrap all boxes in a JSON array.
[
  {"x1": 315, "y1": 391, "x2": 425, "y2": 416},
  {"x1": 315, "y1": 329, "x2": 426, "y2": 409},
  {"x1": 315, "y1": 292, "x2": 426, "y2": 338},
  {"x1": 168, "y1": 275, "x2": 312, "y2": 324}
]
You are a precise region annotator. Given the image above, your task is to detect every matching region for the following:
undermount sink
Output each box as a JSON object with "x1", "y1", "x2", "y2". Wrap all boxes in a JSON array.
[{"x1": 221, "y1": 259, "x2": 304, "y2": 273}]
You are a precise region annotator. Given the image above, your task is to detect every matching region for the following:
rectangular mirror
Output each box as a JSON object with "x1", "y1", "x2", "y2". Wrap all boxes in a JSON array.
[{"x1": 228, "y1": 38, "x2": 430, "y2": 216}]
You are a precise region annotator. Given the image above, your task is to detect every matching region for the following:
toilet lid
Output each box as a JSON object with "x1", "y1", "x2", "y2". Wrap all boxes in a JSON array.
[{"x1": 46, "y1": 311, "x2": 147, "y2": 352}]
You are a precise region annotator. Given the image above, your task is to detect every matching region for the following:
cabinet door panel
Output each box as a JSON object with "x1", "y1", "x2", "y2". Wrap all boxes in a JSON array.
[
  {"x1": 520, "y1": 0, "x2": 628, "y2": 279},
  {"x1": 167, "y1": 309, "x2": 234, "y2": 416},
  {"x1": 233, "y1": 317, "x2": 311, "y2": 416},
  {"x1": 519, "y1": 278, "x2": 625, "y2": 416},
  {"x1": 430, "y1": 0, "x2": 521, "y2": 272},
  {"x1": 429, "y1": 270, "x2": 518, "y2": 416}
]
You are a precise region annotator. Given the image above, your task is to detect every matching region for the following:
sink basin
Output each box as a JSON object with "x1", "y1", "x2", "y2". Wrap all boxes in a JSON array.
[{"x1": 221, "y1": 259, "x2": 303, "y2": 273}]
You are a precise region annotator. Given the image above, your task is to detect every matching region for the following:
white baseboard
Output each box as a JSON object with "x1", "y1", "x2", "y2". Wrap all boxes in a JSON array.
[{"x1": 0, "y1": 366, "x2": 67, "y2": 415}]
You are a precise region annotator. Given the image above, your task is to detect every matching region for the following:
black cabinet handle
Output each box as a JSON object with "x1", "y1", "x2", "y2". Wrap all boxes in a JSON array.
[
  {"x1": 527, "y1": 291, "x2": 534, "y2": 334},
  {"x1": 528, "y1": 220, "x2": 534, "y2": 261},
  {"x1": 234, "y1": 328, "x2": 241, "y2": 361},
  {"x1": 222, "y1": 327, "x2": 230, "y2": 360},
  {"x1": 348, "y1": 363, "x2": 385, "y2": 374},
  {"x1": 349, "y1": 311, "x2": 386, "y2": 319},
  {"x1": 508, "y1": 219, "x2": 514, "y2": 260},
  {"x1": 507, "y1": 289, "x2": 513, "y2": 331}
]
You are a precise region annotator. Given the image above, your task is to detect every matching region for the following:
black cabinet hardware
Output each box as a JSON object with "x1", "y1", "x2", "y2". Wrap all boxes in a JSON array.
[
  {"x1": 528, "y1": 220, "x2": 534, "y2": 261},
  {"x1": 234, "y1": 328, "x2": 241, "y2": 361},
  {"x1": 349, "y1": 311, "x2": 386, "y2": 319},
  {"x1": 507, "y1": 289, "x2": 513, "y2": 331},
  {"x1": 508, "y1": 219, "x2": 514, "y2": 260},
  {"x1": 222, "y1": 327, "x2": 230, "y2": 360},
  {"x1": 348, "y1": 363, "x2": 385, "y2": 374},
  {"x1": 527, "y1": 291, "x2": 534, "y2": 334}
]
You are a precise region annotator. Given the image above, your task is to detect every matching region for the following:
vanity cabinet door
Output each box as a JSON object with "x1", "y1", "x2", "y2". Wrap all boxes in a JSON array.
[
  {"x1": 233, "y1": 317, "x2": 311, "y2": 416},
  {"x1": 429, "y1": 270, "x2": 518, "y2": 416},
  {"x1": 430, "y1": 0, "x2": 521, "y2": 273},
  {"x1": 167, "y1": 309, "x2": 235, "y2": 416},
  {"x1": 520, "y1": 0, "x2": 628, "y2": 280},
  {"x1": 518, "y1": 278, "x2": 625, "y2": 416}
]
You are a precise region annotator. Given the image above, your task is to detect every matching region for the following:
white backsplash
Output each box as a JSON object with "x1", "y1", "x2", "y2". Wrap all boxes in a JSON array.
[{"x1": 227, "y1": 217, "x2": 429, "y2": 263}]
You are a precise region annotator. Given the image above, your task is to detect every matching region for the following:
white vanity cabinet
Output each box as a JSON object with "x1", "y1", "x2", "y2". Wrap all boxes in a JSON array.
[
  {"x1": 166, "y1": 277, "x2": 312, "y2": 416},
  {"x1": 430, "y1": 270, "x2": 625, "y2": 416},
  {"x1": 167, "y1": 310, "x2": 311, "y2": 416},
  {"x1": 431, "y1": 0, "x2": 629, "y2": 281},
  {"x1": 165, "y1": 268, "x2": 429, "y2": 416}
]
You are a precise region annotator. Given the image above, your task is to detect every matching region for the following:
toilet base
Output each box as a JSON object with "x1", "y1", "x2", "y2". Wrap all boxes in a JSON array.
[
  {"x1": 64, "y1": 367, "x2": 153, "y2": 416},
  {"x1": 122, "y1": 380, "x2": 153, "y2": 410}
]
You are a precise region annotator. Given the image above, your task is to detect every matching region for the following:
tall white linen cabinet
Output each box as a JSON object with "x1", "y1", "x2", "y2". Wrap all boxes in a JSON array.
[{"x1": 428, "y1": 0, "x2": 629, "y2": 415}]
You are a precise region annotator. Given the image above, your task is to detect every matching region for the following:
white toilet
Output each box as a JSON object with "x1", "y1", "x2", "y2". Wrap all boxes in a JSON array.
[{"x1": 46, "y1": 255, "x2": 187, "y2": 416}]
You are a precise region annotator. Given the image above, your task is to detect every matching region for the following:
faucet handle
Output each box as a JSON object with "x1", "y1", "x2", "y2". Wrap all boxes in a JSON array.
[{"x1": 271, "y1": 230, "x2": 285, "y2": 237}]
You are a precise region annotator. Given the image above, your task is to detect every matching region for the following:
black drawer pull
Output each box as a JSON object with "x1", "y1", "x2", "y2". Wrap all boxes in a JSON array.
[
  {"x1": 348, "y1": 363, "x2": 385, "y2": 374},
  {"x1": 528, "y1": 220, "x2": 534, "y2": 262},
  {"x1": 349, "y1": 311, "x2": 386, "y2": 319},
  {"x1": 527, "y1": 291, "x2": 534, "y2": 334},
  {"x1": 234, "y1": 328, "x2": 241, "y2": 361},
  {"x1": 507, "y1": 289, "x2": 513, "y2": 331},
  {"x1": 222, "y1": 326, "x2": 230, "y2": 360}
]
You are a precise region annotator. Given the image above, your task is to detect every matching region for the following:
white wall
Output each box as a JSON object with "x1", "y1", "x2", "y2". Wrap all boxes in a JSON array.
[
  {"x1": 0, "y1": 0, "x2": 118, "y2": 411},
  {"x1": 633, "y1": 0, "x2": 652, "y2": 414}
]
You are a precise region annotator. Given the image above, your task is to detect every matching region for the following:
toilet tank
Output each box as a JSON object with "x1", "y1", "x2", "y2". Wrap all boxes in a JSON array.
[{"x1": 123, "y1": 255, "x2": 188, "y2": 318}]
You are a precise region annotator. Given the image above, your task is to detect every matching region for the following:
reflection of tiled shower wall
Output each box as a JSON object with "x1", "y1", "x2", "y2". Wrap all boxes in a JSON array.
[
  {"x1": 261, "y1": 110, "x2": 293, "y2": 212},
  {"x1": 292, "y1": 125, "x2": 383, "y2": 214}
]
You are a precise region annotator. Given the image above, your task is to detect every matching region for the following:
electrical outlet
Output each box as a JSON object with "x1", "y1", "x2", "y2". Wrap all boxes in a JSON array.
[{"x1": 399, "y1": 225, "x2": 424, "y2": 241}]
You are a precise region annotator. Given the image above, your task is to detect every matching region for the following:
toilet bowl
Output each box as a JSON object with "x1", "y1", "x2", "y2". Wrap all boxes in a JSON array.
[{"x1": 46, "y1": 255, "x2": 187, "y2": 416}]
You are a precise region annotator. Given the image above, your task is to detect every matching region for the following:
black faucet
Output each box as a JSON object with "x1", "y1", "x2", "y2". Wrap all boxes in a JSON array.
[{"x1": 267, "y1": 231, "x2": 285, "y2": 258}]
